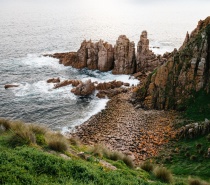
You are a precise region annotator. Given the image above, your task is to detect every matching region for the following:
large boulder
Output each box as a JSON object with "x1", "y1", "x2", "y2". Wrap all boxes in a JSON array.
[
  {"x1": 71, "y1": 79, "x2": 95, "y2": 96},
  {"x1": 112, "y1": 35, "x2": 136, "y2": 74}
]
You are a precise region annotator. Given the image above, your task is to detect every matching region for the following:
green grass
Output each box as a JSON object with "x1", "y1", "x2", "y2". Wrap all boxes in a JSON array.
[
  {"x1": 1, "y1": 120, "x2": 165, "y2": 185},
  {"x1": 156, "y1": 136, "x2": 210, "y2": 182}
]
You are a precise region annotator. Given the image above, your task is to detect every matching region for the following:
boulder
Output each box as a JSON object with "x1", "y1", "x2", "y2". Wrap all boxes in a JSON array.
[
  {"x1": 96, "y1": 81, "x2": 124, "y2": 90},
  {"x1": 54, "y1": 80, "x2": 82, "y2": 89},
  {"x1": 112, "y1": 35, "x2": 136, "y2": 74},
  {"x1": 47, "y1": 78, "x2": 60, "y2": 83},
  {"x1": 71, "y1": 80, "x2": 95, "y2": 96}
]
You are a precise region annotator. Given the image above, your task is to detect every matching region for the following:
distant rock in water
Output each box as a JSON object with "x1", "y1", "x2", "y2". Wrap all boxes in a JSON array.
[
  {"x1": 45, "y1": 32, "x2": 164, "y2": 75},
  {"x1": 4, "y1": 84, "x2": 19, "y2": 89},
  {"x1": 133, "y1": 16, "x2": 210, "y2": 110},
  {"x1": 47, "y1": 78, "x2": 60, "y2": 83}
]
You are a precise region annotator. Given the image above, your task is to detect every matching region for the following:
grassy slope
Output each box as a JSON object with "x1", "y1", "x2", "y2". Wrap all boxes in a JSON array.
[
  {"x1": 0, "y1": 124, "x2": 168, "y2": 185},
  {"x1": 156, "y1": 135, "x2": 210, "y2": 182}
]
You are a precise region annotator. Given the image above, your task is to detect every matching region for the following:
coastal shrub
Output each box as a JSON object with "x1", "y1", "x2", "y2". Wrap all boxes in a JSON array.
[
  {"x1": 154, "y1": 166, "x2": 173, "y2": 183},
  {"x1": 46, "y1": 132, "x2": 68, "y2": 152},
  {"x1": 0, "y1": 118, "x2": 11, "y2": 130},
  {"x1": 140, "y1": 161, "x2": 154, "y2": 172}
]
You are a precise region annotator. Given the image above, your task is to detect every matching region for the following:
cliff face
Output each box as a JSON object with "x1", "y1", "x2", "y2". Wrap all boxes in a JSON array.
[{"x1": 135, "y1": 17, "x2": 210, "y2": 110}]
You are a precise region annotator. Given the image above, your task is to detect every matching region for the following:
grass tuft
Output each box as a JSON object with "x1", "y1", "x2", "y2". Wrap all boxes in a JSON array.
[
  {"x1": 140, "y1": 161, "x2": 154, "y2": 172},
  {"x1": 0, "y1": 118, "x2": 11, "y2": 130},
  {"x1": 46, "y1": 132, "x2": 68, "y2": 152},
  {"x1": 154, "y1": 166, "x2": 173, "y2": 183}
]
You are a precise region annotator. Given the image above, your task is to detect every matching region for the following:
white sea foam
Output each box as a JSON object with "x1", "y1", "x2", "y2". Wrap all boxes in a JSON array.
[
  {"x1": 20, "y1": 54, "x2": 66, "y2": 71},
  {"x1": 61, "y1": 98, "x2": 109, "y2": 134},
  {"x1": 80, "y1": 70, "x2": 139, "y2": 86},
  {"x1": 13, "y1": 80, "x2": 77, "y2": 100}
]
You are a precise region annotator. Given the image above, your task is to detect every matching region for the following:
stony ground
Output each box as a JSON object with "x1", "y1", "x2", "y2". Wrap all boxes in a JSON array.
[{"x1": 71, "y1": 90, "x2": 178, "y2": 164}]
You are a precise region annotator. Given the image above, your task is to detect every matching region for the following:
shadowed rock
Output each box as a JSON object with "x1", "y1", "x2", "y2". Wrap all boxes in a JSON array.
[{"x1": 4, "y1": 84, "x2": 19, "y2": 89}]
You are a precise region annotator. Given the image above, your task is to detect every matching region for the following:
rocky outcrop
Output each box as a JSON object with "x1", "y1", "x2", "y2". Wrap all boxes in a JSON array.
[
  {"x1": 4, "y1": 84, "x2": 19, "y2": 89},
  {"x1": 54, "y1": 80, "x2": 82, "y2": 89},
  {"x1": 178, "y1": 119, "x2": 210, "y2": 139},
  {"x1": 71, "y1": 79, "x2": 95, "y2": 96},
  {"x1": 46, "y1": 33, "x2": 164, "y2": 75},
  {"x1": 112, "y1": 35, "x2": 136, "y2": 74},
  {"x1": 96, "y1": 80, "x2": 124, "y2": 90},
  {"x1": 136, "y1": 31, "x2": 165, "y2": 73},
  {"x1": 134, "y1": 17, "x2": 210, "y2": 110},
  {"x1": 97, "y1": 41, "x2": 114, "y2": 72}
]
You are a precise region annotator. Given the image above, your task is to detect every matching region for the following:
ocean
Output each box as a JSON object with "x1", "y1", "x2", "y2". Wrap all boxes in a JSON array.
[{"x1": 0, "y1": 0, "x2": 209, "y2": 132}]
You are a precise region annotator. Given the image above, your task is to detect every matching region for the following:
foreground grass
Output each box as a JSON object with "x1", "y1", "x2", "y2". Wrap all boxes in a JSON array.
[{"x1": 0, "y1": 119, "x2": 166, "y2": 185}]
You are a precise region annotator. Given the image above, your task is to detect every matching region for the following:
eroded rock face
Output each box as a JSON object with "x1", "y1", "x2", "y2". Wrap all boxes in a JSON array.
[
  {"x1": 98, "y1": 40, "x2": 114, "y2": 72},
  {"x1": 112, "y1": 35, "x2": 136, "y2": 74},
  {"x1": 71, "y1": 79, "x2": 95, "y2": 96},
  {"x1": 134, "y1": 17, "x2": 210, "y2": 110},
  {"x1": 136, "y1": 31, "x2": 164, "y2": 73}
]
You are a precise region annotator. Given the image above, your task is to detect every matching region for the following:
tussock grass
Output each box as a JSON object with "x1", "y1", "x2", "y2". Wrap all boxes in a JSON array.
[
  {"x1": 68, "y1": 136, "x2": 81, "y2": 146},
  {"x1": 188, "y1": 177, "x2": 210, "y2": 185},
  {"x1": 154, "y1": 166, "x2": 173, "y2": 183},
  {"x1": 46, "y1": 132, "x2": 69, "y2": 152},
  {"x1": 9, "y1": 126, "x2": 36, "y2": 146},
  {"x1": 140, "y1": 161, "x2": 154, "y2": 172},
  {"x1": 28, "y1": 124, "x2": 48, "y2": 135},
  {"x1": 90, "y1": 144, "x2": 134, "y2": 168},
  {"x1": 0, "y1": 118, "x2": 11, "y2": 130}
]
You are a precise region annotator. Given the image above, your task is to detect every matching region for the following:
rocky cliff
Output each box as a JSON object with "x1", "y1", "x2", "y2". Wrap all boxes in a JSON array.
[
  {"x1": 46, "y1": 31, "x2": 162, "y2": 75},
  {"x1": 134, "y1": 17, "x2": 210, "y2": 110}
]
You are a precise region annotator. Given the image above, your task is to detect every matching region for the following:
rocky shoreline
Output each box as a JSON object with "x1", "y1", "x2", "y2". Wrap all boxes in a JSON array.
[{"x1": 71, "y1": 89, "x2": 178, "y2": 164}]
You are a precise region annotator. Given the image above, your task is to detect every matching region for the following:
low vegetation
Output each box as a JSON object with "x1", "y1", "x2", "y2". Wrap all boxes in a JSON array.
[{"x1": 1, "y1": 118, "x2": 210, "y2": 185}]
